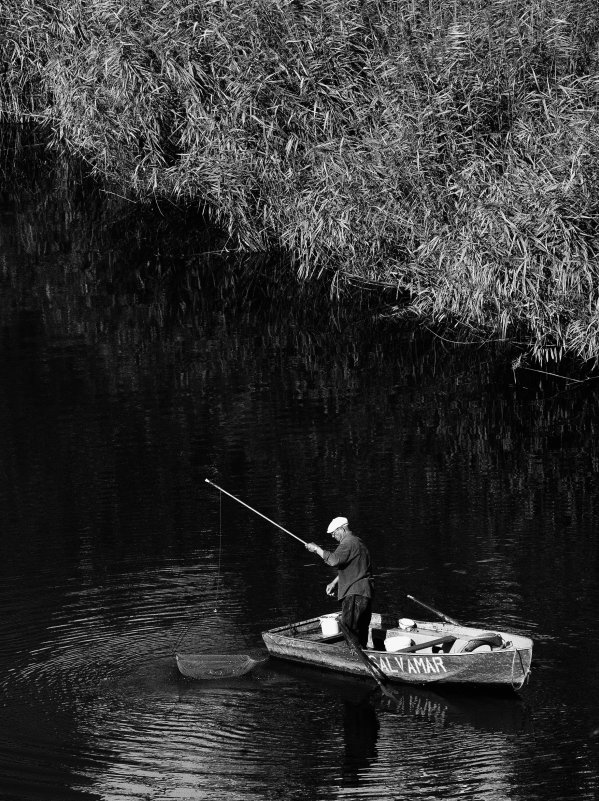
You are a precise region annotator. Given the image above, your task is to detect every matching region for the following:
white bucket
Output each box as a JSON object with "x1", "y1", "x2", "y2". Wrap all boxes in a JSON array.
[
  {"x1": 384, "y1": 635, "x2": 413, "y2": 653},
  {"x1": 320, "y1": 614, "x2": 340, "y2": 637}
]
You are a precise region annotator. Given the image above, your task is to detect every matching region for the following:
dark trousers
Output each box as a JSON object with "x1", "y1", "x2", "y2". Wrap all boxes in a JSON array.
[{"x1": 341, "y1": 594, "x2": 372, "y2": 648}]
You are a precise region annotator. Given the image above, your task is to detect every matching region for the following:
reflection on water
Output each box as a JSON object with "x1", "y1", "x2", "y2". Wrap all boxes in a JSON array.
[
  {"x1": 1, "y1": 146, "x2": 599, "y2": 800},
  {"x1": 342, "y1": 700, "x2": 379, "y2": 785}
]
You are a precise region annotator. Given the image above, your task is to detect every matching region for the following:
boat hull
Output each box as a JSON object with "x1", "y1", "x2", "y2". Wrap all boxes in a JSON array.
[{"x1": 262, "y1": 614, "x2": 533, "y2": 690}]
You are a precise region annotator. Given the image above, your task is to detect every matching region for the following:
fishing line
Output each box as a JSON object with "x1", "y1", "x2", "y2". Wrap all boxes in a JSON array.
[
  {"x1": 173, "y1": 601, "x2": 197, "y2": 654},
  {"x1": 174, "y1": 486, "x2": 254, "y2": 654},
  {"x1": 214, "y1": 487, "x2": 258, "y2": 651},
  {"x1": 172, "y1": 484, "x2": 267, "y2": 677},
  {"x1": 173, "y1": 491, "x2": 224, "y2": 654},
  {"x1": 215, "y1": 489, "x2": 223, "y2": 612}
]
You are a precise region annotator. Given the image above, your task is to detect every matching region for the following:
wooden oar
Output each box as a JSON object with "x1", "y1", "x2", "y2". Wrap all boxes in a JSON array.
[
  {"x1": 407, "y1": 594, "x2": 460, "y2": 626},
  {"x1": 337, "y1": 620, "x2": 399, "y2": 701},
  {"x1": 395, "y1": 634, "x2": 456, "y2": 653}
]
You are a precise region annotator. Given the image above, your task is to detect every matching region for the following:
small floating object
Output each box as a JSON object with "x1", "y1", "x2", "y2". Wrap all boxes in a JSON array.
[{"x1": 175, "y1": 653, "x2": 268, "y2": 680}]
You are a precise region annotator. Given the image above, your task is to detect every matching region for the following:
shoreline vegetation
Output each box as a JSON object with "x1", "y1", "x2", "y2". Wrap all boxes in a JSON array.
[{"x1": 2, "y1": 0, "x2": 599, "y2": 366}]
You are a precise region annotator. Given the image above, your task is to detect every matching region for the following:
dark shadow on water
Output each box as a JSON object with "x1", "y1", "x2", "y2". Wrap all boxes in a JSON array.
[
  {"x1": 171, "y1": 656, "x2": 532, "y2": 794},
  {"x1": 170, "y1": 652, "x2": 532, "y2": 738},
  {"x1": 341, "y1": 698, "x2": 380, "y2": 785},
  {"x1": 264, "y1": 658, "x2": 533, "y2": 736}
]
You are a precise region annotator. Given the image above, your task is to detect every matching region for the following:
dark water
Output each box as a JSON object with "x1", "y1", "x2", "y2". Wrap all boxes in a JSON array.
[{"x1": 1, "y1": 156, "x2": 599, "y2": 800}]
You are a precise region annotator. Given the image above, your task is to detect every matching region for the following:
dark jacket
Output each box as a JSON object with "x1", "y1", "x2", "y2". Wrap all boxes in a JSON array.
[{"x1": 322, "y1": 532, "x2": 373, "y2": 600}]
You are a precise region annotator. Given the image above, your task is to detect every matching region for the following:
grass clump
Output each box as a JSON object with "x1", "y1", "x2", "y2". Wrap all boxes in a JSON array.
[{"x1": 2, "y1": 0, "x2": 599, "y2": 364}]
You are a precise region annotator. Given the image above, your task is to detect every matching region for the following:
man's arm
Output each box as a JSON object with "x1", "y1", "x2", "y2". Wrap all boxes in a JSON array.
[
  {"x1": 306, "y1": 540, "x2": 351, "y2": 566},
  {"x1": 320, "y1": 540, "x2": 351, "y2": 568},
  {"x1": 305, "y1": 542, "x2": 325, "y2": 558}
]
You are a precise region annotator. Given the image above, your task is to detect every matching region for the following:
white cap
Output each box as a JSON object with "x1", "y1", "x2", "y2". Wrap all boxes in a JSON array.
[{"x1": 327, "y1": 516, "x2": 348, "y2": 534}]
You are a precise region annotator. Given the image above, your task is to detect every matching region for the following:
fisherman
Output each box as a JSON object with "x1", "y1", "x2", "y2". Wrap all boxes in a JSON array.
[{"x1": 305, "y1": 517, "x2": 373, "y2": 648}]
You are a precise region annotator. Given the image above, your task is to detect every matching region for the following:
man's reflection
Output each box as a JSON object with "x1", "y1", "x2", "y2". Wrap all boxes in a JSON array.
[{"x1": 341, "y1": 700, "x2": 379, "y2": 785}]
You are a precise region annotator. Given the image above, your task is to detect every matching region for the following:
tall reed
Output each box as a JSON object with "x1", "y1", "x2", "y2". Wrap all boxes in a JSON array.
[{"x1": 2, "y1": 0, "x2": 599, "y2": 363}]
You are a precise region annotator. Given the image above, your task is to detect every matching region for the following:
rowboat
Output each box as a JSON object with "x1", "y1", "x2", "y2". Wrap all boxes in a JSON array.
[{"x1": 261, "y1": 612, "x2": 533, "y2": 690}]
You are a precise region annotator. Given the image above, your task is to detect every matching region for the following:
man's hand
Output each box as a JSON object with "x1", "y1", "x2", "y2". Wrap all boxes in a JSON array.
[
  {"x1": 326, "y1": 579, "x2": 338, "y2": 597},
  {"x1": 305, "y1": 542, "x2": 319, "y2": 553}
]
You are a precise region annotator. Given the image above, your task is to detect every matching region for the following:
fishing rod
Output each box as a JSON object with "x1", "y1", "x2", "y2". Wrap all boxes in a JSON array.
[{"x1": 204, "y1": 478, "x2": 308, "y2": 546}]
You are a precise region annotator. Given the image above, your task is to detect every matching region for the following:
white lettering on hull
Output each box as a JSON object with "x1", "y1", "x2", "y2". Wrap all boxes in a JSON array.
[{"x1": 375, "y1": 654, "x2": 447, "y2": 676}]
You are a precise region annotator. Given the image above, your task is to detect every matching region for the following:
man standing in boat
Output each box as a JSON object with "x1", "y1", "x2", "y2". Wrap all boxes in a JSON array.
[{"x1": 306, "y1": 517, "x2": 373, "y2": 648}]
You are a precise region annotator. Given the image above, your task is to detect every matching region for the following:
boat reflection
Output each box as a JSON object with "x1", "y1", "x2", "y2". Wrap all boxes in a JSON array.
[
  {"x1": 173, "y1": 654, "x2": 531, "y2": 737},
  {"x1": 264, "y1": 659, "x2": 532, "y2": 736},
  {"x1": 174, "y1": 657, "x2": 533, "y2": 793}
]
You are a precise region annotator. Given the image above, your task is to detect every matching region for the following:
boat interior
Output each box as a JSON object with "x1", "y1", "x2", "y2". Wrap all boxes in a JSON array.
[{"x1": 289, "y1": 613, "x2": 511, "y2": 655}]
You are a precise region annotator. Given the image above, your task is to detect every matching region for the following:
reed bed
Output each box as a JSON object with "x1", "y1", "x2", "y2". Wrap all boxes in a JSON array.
[{"x1": 2, "y1": 0, "x2": 599, "y2": 363}]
